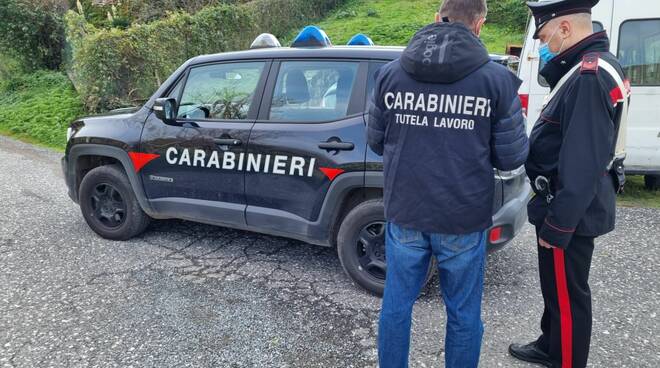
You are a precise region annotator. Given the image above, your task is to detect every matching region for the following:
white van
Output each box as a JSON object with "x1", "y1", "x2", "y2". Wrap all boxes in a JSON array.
[{"x1": 517, "y1": 0, "x2": 660, "y2": 189}]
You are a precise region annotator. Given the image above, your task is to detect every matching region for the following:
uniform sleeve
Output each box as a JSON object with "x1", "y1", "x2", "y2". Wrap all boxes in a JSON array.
[
  {"x1": 539, "y1": 74, "x2": 615, "y2": 248},
  {"x1": 367, "y1": 68, "x2": 386, "y2": 156},
  {"x1": 490, "y1": 73, "x2": 529, "y2": 171}
]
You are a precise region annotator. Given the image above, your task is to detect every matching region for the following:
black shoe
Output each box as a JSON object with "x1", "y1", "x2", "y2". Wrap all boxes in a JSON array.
[{"x1": 508, "y1": 341, "x2": 554, "y2": 367}]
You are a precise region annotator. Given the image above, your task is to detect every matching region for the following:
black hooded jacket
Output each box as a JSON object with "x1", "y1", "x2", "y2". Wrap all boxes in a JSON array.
[{"x1": 367, "y1": 22, "x2": 529, "y2": 234}]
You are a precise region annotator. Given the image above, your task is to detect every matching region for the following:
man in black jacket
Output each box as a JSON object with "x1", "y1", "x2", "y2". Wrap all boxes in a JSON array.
[
  {"x1": 509, "y1": 1, "x2": 630, "y2": 368},
  {"x1": 367, "y1": 1, "x2": 528, "y2": 367}
]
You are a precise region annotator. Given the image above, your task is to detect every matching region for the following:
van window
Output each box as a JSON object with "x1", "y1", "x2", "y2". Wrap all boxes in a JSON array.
[
  {"x1": 269, "y1": 61, "x2": 359, "y2": 122},
  {"x1": 538, "y1": 22, "x2": 605, "y2": 87},
  {"x1": 618, "y1": 19, "x2": 660, "y2": 86}
]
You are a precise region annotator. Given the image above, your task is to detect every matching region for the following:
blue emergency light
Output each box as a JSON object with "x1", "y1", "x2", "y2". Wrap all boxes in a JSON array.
[
  {"x1": 291, "y1": 26, "x2": 332, "y2": 48},
  {"x1": 347, "y1": 33, "x2": 374, "y2": 46}
]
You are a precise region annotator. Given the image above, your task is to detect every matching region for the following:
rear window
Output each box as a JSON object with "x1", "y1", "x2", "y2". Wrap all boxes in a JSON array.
[
  {"x1": 268, "y1": 61, "x2": 359, "y2": 122},
  {"x1": 618, "y1": 19, "x2": 660, "y2": 86}
]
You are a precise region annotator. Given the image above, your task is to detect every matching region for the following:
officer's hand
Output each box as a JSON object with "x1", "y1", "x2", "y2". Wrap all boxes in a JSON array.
[{"x1": 539, "y1": 238, "x2": 556, "y2": 249}]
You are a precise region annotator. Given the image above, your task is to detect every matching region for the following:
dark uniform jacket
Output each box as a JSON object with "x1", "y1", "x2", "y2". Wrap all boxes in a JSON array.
[
  {"x1": 367, "y1": 22, "x2": 529, "y2": 235},
  {"x1": 526, "y1": 31, "x2": 629, "y2": 248}
]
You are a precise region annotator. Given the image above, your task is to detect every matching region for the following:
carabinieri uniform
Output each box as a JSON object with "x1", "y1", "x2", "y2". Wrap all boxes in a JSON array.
[{"x1": 525, "y1": 10, "x2": 631, "y2": 368}]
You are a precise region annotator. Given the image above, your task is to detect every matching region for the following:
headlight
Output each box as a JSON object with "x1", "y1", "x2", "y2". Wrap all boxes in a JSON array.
[{"x1": 66, "y1": 127, "x2": 74, "y2": 142}]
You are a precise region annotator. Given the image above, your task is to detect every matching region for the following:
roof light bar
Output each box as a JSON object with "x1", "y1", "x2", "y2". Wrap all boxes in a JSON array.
[
  {"x1": 250, "y1": 33, "x2": 282, "y2": 49},
  {"x1": 347, "y1": 33, "x2": 374, "y2": 46},
  {"x1": 291, "y1": 26, "x2": 332, "y2": 48}
]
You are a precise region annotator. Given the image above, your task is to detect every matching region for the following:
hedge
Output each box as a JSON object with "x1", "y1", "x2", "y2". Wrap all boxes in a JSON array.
[
  {"x1": 488, "y1": 0, "x2": 529, "y2": 32},
  {"x1": 0, "y1": 0, "x2": 66, "y2": 71},
  {"x1": 65, "y1": 0, "x2": 345, "y2": 111}
]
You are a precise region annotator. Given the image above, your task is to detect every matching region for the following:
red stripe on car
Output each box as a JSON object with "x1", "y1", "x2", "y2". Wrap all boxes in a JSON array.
[
  {"x1": 128, "y1": 152, "x2": 160, "y2": 173},
  {"x1": 319, "y1": 167, "x2": 344, "y2": 181}
]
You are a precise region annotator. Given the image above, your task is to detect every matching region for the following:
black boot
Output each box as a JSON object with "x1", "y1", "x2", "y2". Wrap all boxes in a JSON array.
[{"x1": 508, "y1": 341, "x2": 554, "y2": 367}]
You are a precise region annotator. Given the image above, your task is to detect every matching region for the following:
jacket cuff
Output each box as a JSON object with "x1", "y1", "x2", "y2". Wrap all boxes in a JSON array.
[{"x1": 539, "y1": 219, "x2": 575, "y2": 249}]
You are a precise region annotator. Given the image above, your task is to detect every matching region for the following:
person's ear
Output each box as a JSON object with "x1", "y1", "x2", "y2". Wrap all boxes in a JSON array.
[
  {"x1": 559, "y1": 19, "x2": 571, "y2": 39},
  {"x1": 475, "y1": 17, "x2": 486, "y2": 36}
]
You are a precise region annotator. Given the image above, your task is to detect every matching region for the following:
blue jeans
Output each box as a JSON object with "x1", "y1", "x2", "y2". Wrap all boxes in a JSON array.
[{"x1": 378, "y1": 222, "x2": 487, "y2": 368}]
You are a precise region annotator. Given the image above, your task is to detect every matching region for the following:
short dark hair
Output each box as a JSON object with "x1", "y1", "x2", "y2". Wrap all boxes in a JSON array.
[{"x1": 439, "y1": 0, "x2": 488, "y2": 26}]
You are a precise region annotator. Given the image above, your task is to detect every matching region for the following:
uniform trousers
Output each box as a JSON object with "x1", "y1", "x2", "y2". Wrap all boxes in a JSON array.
[{"x1": 535, "y1": 226, "x2": 595, "y2": 368}]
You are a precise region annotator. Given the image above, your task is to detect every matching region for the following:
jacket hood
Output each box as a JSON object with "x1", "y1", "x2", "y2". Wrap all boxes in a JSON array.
[{"x1": 400, "y1": 22, "x2": 490, "y2": 84}]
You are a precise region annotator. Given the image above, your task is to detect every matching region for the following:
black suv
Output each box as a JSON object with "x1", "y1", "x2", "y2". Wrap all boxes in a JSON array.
[{"x1": 62, "y1": 33, "x2": 531, "y2": 295}]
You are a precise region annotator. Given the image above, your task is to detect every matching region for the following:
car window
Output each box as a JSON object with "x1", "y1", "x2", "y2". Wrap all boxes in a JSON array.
[
  {"x1": 167, "y1": 78, "x2": 184, "y2": 101},
  {"x1": 367, "y1": 62, "x2": 387, "y2": 102},
  {"x1": 269, "y1": 61, "x2": 359, "y2": 122},
  {"x1": 178, "y1": 62, "x2": 265, "y2": 120},
  {"x1": 538, "y1": 22, "x2": 604, "y2": 87},
  {"x1": 618, "y1": 19, "x2": 660, "y2": 86}
]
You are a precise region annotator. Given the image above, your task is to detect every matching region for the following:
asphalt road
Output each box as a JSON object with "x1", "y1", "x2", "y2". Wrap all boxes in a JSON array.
[{"x1": 0, "y1": 135, "x2": 658, "y2": 368}]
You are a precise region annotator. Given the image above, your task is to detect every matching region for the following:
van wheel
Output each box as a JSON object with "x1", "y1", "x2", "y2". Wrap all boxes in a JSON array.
[
  {"x1": 79, "y1": 165, "x2": 150, "y2": 240},
  {"x1": 645, "y1": 175, "x2": 660, "y2": 191},
  {"x1": 336, "y1": 199, "x2": 435, "y2": 297}
]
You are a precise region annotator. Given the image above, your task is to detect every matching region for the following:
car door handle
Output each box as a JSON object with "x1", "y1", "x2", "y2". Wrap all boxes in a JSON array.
[
  {"x1": 318, "y1": 141, "x2": 354, "y2": 151},
  {"x1": 214, "y1": 138, "x2": 242, "y2": 146}
]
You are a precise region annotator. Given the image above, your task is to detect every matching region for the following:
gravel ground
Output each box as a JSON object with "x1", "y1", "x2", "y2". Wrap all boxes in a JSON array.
[{"x1": 0, "y1": 136, "x2": 658, "y2": 368}]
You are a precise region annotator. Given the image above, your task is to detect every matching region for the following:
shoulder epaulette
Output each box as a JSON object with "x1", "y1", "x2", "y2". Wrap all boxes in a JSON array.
[{"x1": 580, "y1": 52, "x2": 600, "y2": 74}]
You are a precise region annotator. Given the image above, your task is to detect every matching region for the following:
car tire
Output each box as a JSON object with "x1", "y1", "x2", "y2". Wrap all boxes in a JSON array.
[
  {"x1": 336, "y1": 199, "x2": 435, "y2": 297},
  {"x1": 79, "y1": 165, "x2": 150, "y2": 240},
  {"x1": 644, "y1": 175, "x2": 660, "y2": 191}
]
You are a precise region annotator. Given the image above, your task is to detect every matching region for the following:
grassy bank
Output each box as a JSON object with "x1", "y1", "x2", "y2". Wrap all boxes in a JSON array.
[
  {"x1": 286, "y1": 0, "x2": 525, "y2": 52},
  {"x1": 618, "y1": 176, "x2": 660, "y2": 208},
  {"x1": 0, "y1": 71, "x2": 84, "y2": 151}
]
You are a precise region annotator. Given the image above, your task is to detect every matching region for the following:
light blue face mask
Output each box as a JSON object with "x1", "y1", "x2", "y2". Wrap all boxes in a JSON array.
[
  {"x1": 539, "y1": 43, "x2": 557, "y2": 63},
  {"x1": 539, "y1": 26, "x2": 565, "y2": 64}
]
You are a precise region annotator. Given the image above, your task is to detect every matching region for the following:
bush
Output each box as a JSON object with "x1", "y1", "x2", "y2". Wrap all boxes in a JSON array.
[
  {"x1": 247, "y1": 0, "x2": 345, "y2": 39},
  {"x1": 488, "y1": 0, "x2": 529, "y2": 31},
  {"x1": 65, "y1": 0, "x2": 346, "y2": 111},
  {"x1": 0, "y1": 71, "x2": 84, "y2": 149},
  {"x1": 0, "y1": 0, "x2": 67, "y2": 70},
  {"x1": 336, "y1": 9, "x2": 357, "y2": 19}
]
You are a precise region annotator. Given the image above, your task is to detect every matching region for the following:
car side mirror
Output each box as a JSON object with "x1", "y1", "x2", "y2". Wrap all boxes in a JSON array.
[{"x1": 153, "y1": 98, "x2": 178, "y2": 125}]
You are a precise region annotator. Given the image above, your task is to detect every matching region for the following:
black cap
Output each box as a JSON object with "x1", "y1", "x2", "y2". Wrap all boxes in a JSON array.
[{"x1": 527, "y1": 0, "x2": 599, "y2": 39}]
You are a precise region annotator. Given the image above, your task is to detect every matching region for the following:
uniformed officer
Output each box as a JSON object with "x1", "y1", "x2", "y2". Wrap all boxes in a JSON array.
[{"x1": 509, "y1": 1, "x2": 630, "y2": 368}]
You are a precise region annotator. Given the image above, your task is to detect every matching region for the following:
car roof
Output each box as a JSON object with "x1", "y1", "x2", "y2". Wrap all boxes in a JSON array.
[
  {"x1": 190, "y1": 45, "x2": 511, "y2": 65},
  {"x1": 190, "y1": 46, "x2": 406, "y2": 65}
]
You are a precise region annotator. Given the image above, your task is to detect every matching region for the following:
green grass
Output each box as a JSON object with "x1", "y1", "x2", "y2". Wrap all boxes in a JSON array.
[
  {"x1": 284, "y1": 0, "x2": 525, "y2": 53},
  {"x1": 0, "y1": 70, "x2": 84, "y2": 151},
  {"x1": 618, "y1": 176, "x2": 660, "y2": 208}
]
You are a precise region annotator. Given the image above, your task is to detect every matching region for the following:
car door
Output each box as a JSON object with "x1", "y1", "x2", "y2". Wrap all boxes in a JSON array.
[
  {"x1": 140, "y1": 60, "x2": 270, "y2": 226},
  {"x1": 610, "y1": 10, "x2": 660, "y2": 172},
  {"x1": 244, "y1": 59, "x2": 368, "y2": 235}
]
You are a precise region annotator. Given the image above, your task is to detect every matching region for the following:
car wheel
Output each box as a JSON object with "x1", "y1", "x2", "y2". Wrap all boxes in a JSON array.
[
  {"x1": 644, "y1": 175, "x2": 660, "y2": 191},
  {"x1": 79, "y1": 165, "x2": 150, "y2": 240},
  {"x1": 336, "y1": 199, "x2": 435, "y2": 297}
]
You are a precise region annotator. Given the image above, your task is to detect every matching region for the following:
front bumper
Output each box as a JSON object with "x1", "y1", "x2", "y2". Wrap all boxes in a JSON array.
[
  {"x1": 487, "y1": 183, "x2": 532, "y2": 252},
  {"x1": 61, "y1": 156, "x2": 77, "y2": 203}
]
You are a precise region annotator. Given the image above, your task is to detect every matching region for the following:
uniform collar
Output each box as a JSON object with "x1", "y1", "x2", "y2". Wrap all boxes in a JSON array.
[{"x1": 540, "y1": 31, "x2": 610, "y2": 88}]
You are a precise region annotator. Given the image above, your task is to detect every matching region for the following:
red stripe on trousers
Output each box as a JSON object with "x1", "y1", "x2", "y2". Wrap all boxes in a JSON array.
[{"x1": 553, "y1": 248, "x2": 573, "y2": 368}]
